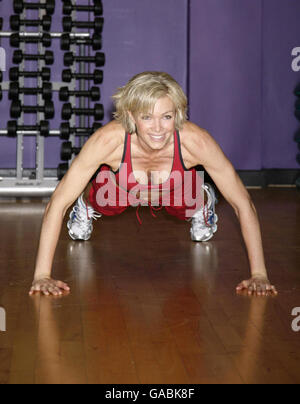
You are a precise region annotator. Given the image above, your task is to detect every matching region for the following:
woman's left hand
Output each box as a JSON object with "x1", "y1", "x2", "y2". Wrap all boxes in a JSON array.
[{"x1": 236, "y1": 276, "x2": 278, "y2": 296}]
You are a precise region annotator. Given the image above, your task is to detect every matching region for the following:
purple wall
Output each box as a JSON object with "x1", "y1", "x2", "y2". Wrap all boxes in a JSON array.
[
  {"x1": 189, "y1": 0, "x2": 300, "y2": 170},
  {"x1": 262, "y1": 0, "x2": 300, "y2": 169}
]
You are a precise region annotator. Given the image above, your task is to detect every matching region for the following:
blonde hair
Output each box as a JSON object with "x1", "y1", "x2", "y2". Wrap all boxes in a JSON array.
[{"x1": 112, "y1": 71, "x2": 188, "y2": 133}]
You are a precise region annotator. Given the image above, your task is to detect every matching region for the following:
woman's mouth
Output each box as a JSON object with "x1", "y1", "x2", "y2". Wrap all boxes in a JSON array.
[{"x1": 149, "y1": 134, "x2": 165, "y2": 142}]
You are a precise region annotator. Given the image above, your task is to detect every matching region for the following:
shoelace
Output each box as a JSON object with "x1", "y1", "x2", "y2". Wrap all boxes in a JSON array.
[
  {"x1": 192, "y1": 208, "x2": 215, "y2": 231},
  {"x1": 186, "y1": 184, "x2": 214, "y2": 226},
  {"x1": 72, "y1": 205, "x2": 102, "y2": 232},
  {"x1": 84, "y1": 199, "x2": 102, "y2": 221}
]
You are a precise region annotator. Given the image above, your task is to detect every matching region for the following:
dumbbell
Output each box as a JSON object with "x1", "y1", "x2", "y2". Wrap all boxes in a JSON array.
[
  {"x1": 13, "y1": 0, "x2": 55, "y2": 15},
  {"x1": 59, "y1": 86, "x2": 100, "y2": 102},
  {"x1": 60, "y1": 141, "x2": 81, "y2": 161},
  {"x1": 10, "y1": 67, "x2": 51, "y2": 81},
  {"x1": 297, "y1": 154, "x2": 300, "y2": 165},
  {"x1": 11, "y1": 100, "x2": 55, "y2": 119},
  {"x1": 9, "y1": 82, "x2": 53, "y2": 101},
  {"x1": 60, "y1": 122, "x2": 102, "y2": 140},
  {"x1": 294, "y1": 84, "x2": 300, "y2": 96},
  {"x1": 0, "y1": 86, "x2": 2, "y2": 101},
  {"x1": 3, "y1": 121, "x2": 101, "y2": 139},
  {"x1": 62, "y1": 0, "x2": 103, "y2": 16},
  {"x1": 10, "y1": 15, "x2": 52, "y2": 32},
  {"x1": 10, "y1": 33, "x2": 52, "y2": 48},
  {"x1": 13, "y1": 50, "x2": 54, "y2": 65},
  {"x1": 62, "y1": 69, "x2": 103, "y2": 84},
  {"x1": 0, "y1": 71, "x2": 2, "y2": 82},
  {"x1": 6, "y1": 120, "x2": 50, "y2": 137},
  {"x1": 64, "y1": 52, "x2": 105, "y2": 67},
  {"x1": 61, "y1": 33, "x2": 101, "y2": 51},
  {"x1": 62, "y1": 103, "x2": 104, "y2": 121},
  {"x1": 57, "y1": 163, "x2": 69, "y2": 180},
  {"x1": 295, "y1": 99, "x2": 300, "y2": 110},
  {"x1": 62, "y1": 16, "x2": 104, "y2": 33}
]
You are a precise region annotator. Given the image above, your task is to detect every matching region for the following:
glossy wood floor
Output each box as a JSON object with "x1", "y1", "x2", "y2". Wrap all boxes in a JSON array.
[{"x1": 0, "y1": 188, "x2": 299, "y2": 384}]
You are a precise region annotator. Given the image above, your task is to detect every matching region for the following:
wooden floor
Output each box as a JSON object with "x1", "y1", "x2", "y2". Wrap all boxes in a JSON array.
[{"x1": 0, "y1": 188, "x2": 299, "y2": 384}]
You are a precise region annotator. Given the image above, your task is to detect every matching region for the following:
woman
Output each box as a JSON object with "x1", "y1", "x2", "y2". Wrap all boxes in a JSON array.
[{"x1": 29, "y1": 71, "x2": 278, "y2": 297}]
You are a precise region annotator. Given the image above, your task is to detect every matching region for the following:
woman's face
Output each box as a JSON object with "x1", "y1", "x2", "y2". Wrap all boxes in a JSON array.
[{"x1": 130, "y1": 96, "x2": 176, "y2": 151}]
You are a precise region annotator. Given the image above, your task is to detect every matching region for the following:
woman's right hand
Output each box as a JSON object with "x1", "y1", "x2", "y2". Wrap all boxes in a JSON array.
[{"x1": 29, "y1": 278, "x2": 70, "y2": 296}]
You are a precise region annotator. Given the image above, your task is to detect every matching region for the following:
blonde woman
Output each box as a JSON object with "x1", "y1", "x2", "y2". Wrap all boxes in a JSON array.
[{"x1": 30, "y1": 72, "x2": 278, "y2": 297}]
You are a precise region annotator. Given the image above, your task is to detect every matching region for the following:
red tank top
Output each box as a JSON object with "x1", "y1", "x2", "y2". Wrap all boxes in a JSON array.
[{"x1": 93, "y1": 131, "x2": 203, "y2": 224}]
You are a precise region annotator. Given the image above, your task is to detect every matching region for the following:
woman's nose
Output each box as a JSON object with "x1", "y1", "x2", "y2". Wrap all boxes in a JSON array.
[{"x1": 152, "y1": 119, "x2": 162, "y2": 132}]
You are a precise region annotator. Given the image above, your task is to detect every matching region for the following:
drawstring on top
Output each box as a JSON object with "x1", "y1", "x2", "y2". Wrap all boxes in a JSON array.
[{"x1": 136, "y1": 202, "x2": 164, "y2": 225}]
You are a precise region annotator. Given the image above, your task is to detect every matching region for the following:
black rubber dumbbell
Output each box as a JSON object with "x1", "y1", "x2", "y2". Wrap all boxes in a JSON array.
[
  {"x1": 62, "y1": 103, "x2": 104, "y2": 121},
  {"x1": 61, "y1": 33, "x2": 102, "y2": 51},
  {"x1": 62, "y1": 69, "x2": 103, "y2": 84},
  {"x1": 11, "y1": 100, "x2": 55, "y2": 119},
  {"x1": 9, "y1": 82, "x2": 53, "y2": 101},
  {"x1": 13, "y1": 50, "x2": 54, "y2": 65},
  {"x1": 60, "y1": 141, "x2": 81, "y2": 161},
  {"x1": 13, "y1": 0, "x2": 55, "y2": 15},
  {"x1": 62, "y1": 0, "x2": 102, "y2": 16},
  {"x1": 10, "y1": 67, "x2": 51, "y2": 81},
  {"x1": 10, "y1": 33, "x2": 52, "y2": 48},
  {"x1": 62, "y1": 16, "x2": 104, "y2": 33},
  {"x1": 64, "y1": 52, "x2": 105, "y2": 67},
  {"x1": 10, "y1": 14, "x2": 52, "y2": 31},
  {"x1": 59, "y1": 86, "x2": 100, "y2": 102},
  {"x1": 7, "y1": 120, "x2": 50, "y2": 137},
  {"x1": 57, "y1": 163, "x2": 69, "y2": 180},
  {"x1": 60, "y1": 122, "x2": 102, "y2": 140}
]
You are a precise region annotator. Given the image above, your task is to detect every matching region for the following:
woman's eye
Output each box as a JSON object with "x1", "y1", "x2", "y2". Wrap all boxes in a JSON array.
[
  {"x1": 164, "y1": 115, "x2": 173, "y2": 120},
  {"x1": 141, "y1": 116, "x2": 151, "y2": 120}
]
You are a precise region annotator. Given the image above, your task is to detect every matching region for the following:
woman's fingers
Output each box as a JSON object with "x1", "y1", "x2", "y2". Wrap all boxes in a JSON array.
[
  {"x1": 55, "y1": 280, "x2": 70, "y2": 291},
  {"x1": 236, "y1": 280, "x2": 250, "y2": 291},
  {"x1": 236, "y1": 278, "x2": 278, "y2": 296},
  {"x1": 29, "y1": 279, "x2": 70, "y2": 296}
]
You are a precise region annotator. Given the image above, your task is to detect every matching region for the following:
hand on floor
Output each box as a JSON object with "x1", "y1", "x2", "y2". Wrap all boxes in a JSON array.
[
  {"x1": 29, "y1": 278, "x2": 70, "y2": 296},
  {"x1": 236, "y1": 276, "x2": 278, "y2": 296}
]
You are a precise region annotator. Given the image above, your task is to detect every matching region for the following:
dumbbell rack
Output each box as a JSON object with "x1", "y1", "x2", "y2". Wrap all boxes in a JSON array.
[{"x1": 0, "y1": 0, "x2": 104, "y2": 198}]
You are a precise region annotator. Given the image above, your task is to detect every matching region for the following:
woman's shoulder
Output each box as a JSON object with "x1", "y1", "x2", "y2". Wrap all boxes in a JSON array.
[
  {"x1": 92, "y1": 121, "x2": 127, "y2": 168},
  {"x1": 180, "y1": 121, "x2": 212, "y2": 148}
]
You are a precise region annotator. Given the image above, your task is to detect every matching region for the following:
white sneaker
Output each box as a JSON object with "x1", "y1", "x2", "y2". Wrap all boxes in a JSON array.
[
  {"x1": 67, "y1": 193, "x2": 102, "y2": 241},
  {"x1": 189, "y1": 183, "x2": 218, "y2": 242}
]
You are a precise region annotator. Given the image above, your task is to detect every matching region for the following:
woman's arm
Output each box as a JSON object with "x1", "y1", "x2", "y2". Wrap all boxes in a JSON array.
[
  {"x1": 185, "y1": 123, "x2": 278, "y2": 296},
  {"x1": 30, "y1": 124, "x2": 116, "y2": 296}
]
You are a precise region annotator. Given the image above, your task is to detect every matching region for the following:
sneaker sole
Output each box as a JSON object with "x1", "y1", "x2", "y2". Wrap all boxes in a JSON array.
[{"x1": 191, "y1": 231, "x2": 214, "y2": 242}]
